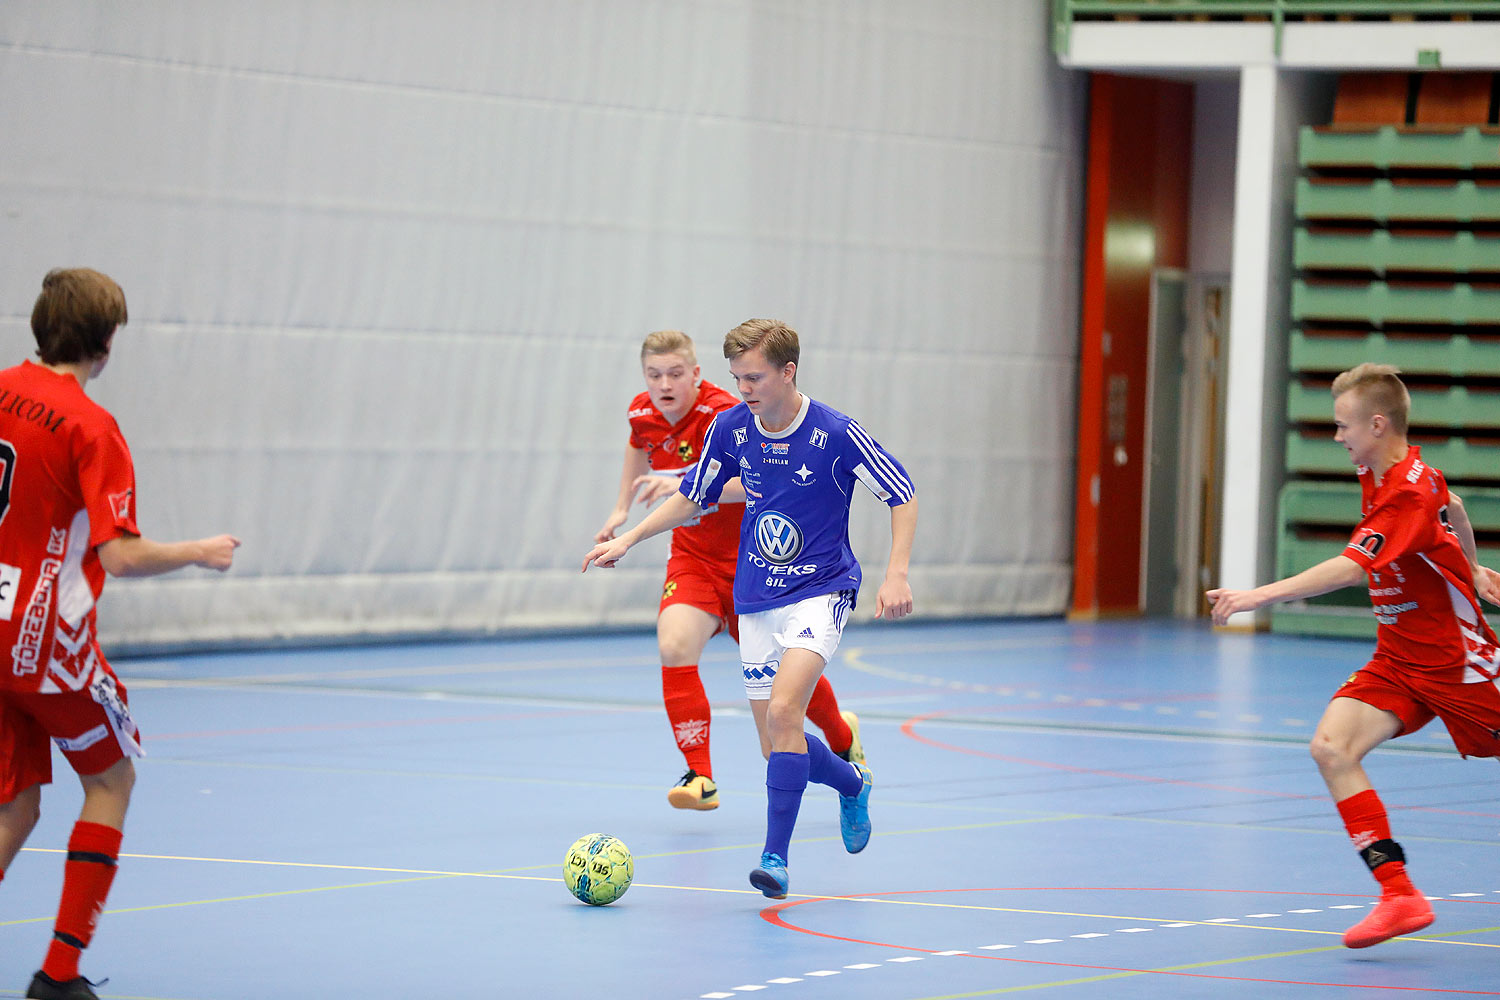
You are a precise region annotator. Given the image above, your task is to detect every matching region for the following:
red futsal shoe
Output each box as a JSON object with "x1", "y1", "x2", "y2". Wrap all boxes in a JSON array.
[{"x1": 1343, "y1": 891, "x2": 1435, "y2": 948}]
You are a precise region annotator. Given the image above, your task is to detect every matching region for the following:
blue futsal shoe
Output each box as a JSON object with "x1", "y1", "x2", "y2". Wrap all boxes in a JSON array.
[
  {"x1": 839, "y1": 763, "x2": 873, "y2": 853},
  {"x1": 749, "y1": 851, "x2": 789, "y2": 899}
]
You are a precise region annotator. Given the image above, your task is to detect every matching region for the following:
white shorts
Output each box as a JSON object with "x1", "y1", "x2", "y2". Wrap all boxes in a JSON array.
[{"x1": 737, "y1": 590, "x2": 854, "y2": 700}]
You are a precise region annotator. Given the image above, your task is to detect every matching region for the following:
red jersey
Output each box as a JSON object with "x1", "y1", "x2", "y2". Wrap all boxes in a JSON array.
[
  {"x1": 627, "y1": 380, "x2": 742, "y2": 569},
  {"x1": 1344, "y1": 445, "x2": 1500, "y2": 678},
  {"x1": 0, "y1": 361, "x2": 138, "y2": 693}
]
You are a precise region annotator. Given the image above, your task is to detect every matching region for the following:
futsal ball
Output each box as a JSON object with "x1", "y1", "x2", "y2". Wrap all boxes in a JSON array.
[{"x1": 564, "y1": 833, "x2": 633, "y2": 905}]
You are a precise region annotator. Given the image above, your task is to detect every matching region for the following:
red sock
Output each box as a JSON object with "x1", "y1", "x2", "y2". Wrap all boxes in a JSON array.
[
  {"x1": 1336, "y1": 789, "x2": 1417, "y2": 896},
  {"x1": 805, "y1": 676, "x2": 852, "y2": 755},
  {"x1": 42, "y1": 822, "x2": 122, "y2": 983},
  {"x1": 662, "y1": 665, "x2": 713, "y2": 778}
]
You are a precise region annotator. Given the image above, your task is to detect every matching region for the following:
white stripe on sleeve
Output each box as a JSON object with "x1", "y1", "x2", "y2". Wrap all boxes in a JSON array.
[{"x1": 846, "y1": 421, "x2": 913, "y2": 502}]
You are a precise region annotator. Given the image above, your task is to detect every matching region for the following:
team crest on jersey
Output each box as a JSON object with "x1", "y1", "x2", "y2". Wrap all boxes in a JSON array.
[
  {"x1": 733, "y1": 427, "x2": 748, "y2": 446},
  {"x1": 754, "y1": 511, "x2": 803, "y2": 564},
  {"x1": 810, "y1": 428, "x2": 828, "y2": 449},
  {"x1": 108, "y1": 488, "x2": 133, "y2": 522},
  {"x1": 1348, "y1": 530, "x2": 1385, "y2": 559},
  {"x1": 677, "y1": 441, "x2": 694, "y2": 462}
]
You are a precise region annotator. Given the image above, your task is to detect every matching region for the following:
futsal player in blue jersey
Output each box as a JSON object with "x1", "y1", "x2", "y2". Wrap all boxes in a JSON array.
[{"x1": 584, "y1": 318, "x2": 917, "y2": 898}]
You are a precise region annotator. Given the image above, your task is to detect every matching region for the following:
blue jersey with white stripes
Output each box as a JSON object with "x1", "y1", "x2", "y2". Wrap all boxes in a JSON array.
[{"x1": 681, "y1": 393, "x2": 914, "y2": 614}]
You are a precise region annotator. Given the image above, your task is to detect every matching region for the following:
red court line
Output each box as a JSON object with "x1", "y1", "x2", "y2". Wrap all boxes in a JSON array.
[
  {"x1": 761, "y1": 887, "x2": 1500, "y2": 995},
  {"x1": 900, "y1": 709, "x2": 1500, "y2": 820}
]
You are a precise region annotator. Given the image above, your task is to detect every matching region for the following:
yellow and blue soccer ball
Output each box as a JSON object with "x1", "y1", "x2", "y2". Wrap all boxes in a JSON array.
[{"x1": 563, "y1": 833, "x2": 633, "y2": 905}]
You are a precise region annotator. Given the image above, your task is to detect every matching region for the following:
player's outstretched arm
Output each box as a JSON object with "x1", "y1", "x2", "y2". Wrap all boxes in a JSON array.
[
  {"x1": 582, "y1": 492, "x2": 703, "y2": 572},
  {"x1": 97, "y1": 533, "x2": 241, "y2": 578},
  {"x1": 873, "y1": 497, "x2": 917, "y2": 620},
  {"x1": 596, "y1": 444, "x2": 650, "y2": 543},
  {"x1": 1206, "y1": 554, "x2": 1364, "y2": 626},
  {"x1": 631, "y1": 473, "x2": 685, "y2": 506},
  {"x1": 633, "y1": 474, "x2": 744, "y2": 506}
]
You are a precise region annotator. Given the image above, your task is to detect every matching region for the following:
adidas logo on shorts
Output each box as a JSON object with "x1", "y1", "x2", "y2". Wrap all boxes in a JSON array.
[{"x1": 798, "y1": 627, "x2": 815, "y2": 639}]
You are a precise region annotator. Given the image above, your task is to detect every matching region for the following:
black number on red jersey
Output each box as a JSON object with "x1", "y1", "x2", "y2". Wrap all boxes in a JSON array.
[{"x1": 0, "y1": 439, "x2": 14, "y2": 527}]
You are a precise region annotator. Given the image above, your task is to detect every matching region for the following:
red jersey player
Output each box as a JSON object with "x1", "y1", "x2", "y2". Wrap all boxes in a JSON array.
[
  {"x1": 593, "y1": 330, "x2": 862, "y2": 810},
  {"x1": 1209, "y1": 363, "x2": 1500, "y2": 949},
  {"x1": 0, "y1": 269, "x2": 240, "y2": 1000}
]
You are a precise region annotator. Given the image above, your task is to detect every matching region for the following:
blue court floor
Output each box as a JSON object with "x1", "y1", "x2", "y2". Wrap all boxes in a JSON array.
[{"x1": 2, "y1": 618, "x2": 1497, "y2": 999}]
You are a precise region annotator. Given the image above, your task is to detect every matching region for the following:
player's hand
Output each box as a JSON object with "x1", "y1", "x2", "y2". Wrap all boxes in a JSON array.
[
  {"x1": 594, "y1": 509, "x2": 629, "y2": 544},
  {"x1": 873, "y1": 576, "x2": 913, "y2": 621},
  {"x1": 1475, "y1": 565, "x2": 1500, "y2": 607},
  {"x1": 631, "y1": 474, "x2": 681, "y2": 507},
  {"x1": 1206, "y1": 587, "x2": 1259, "y2": 626},
  {"x1": 582, "y1": 537, "x2": 631, "y2": 572},
  {"x1": 196, "y1": 535, "x2": 241, "y2": 571}
]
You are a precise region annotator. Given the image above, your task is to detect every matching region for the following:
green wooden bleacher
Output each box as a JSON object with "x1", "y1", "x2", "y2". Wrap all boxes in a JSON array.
[
  {"x1": 1287, "y1": 381, "x2": 1500, "y2": 427},
  {"x1": 1294, "y1": 230, "x2": 1500, "y2": 275},
  {"x1": 1285, "y1": 430, "x2": 1500, "y2": 479},
  {"x1": 1296, "y1": 179, "x2": 1500, "y2": 223},
  {"x1": 1275, "y1": 74, "x2": 1500, "y2": 639},
  {"x1": 1293, "y1": 280, "x2": 1500, "y2": 325},
  {"x1": 1299, "y1": 126, "x2": 1500, "y2": 171}
]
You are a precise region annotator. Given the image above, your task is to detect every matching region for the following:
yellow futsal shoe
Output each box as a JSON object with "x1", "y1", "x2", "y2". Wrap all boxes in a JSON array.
[
  {"x1": 836, "y1": 710, "x2": 866, "y2": 766},
  {"x1": 667, "y1": 769, "x2": 719, "y2": 810}
]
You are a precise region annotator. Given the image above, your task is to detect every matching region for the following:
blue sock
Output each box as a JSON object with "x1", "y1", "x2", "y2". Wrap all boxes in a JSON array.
[
  {"x1": 764, "y1": 751, "x2": 809, "y2": 861},
  {"x1": 806, "y1": 732, "x2": 863, "y2": 796}
]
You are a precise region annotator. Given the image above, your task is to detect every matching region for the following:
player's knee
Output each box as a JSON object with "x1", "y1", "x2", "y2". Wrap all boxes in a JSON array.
[
  {"x1": 657, "y1": 638, "x2": 697, "y2": 666},
  {"x1": 86, "y1": 758, "x2": 137, "y2": 801},
  {"x1": 1309, "y1": 731, "x2": 1352, "y2": 772},
  {"x1": 766, "y1": 698, "x2": 802, "y2": 739},
  {"x1": 0, "y1": 797, "x2": 42, "y2": 832}
]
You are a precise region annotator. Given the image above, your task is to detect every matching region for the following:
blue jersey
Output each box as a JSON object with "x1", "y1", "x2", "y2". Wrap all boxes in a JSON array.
[{"x1": 681, "y1": 394, "x2": 914, "y2": 614}]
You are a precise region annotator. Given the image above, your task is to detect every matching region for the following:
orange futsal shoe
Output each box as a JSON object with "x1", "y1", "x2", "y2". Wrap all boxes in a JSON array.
[
  {"x1": 1343, "y1": 891, "x2": 1435, "y2": 948},
  {"x1": 667, "y1": 769, "x2": 719, "y2": 810}
]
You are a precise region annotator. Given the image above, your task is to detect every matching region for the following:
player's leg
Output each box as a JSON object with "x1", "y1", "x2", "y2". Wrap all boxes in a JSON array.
[
  {"x1": 805, "y1": 677, "x2": 857, "y2": 761},
  {"x1": 22, "y1": 674, "x2": 142, "y2": 999},
  {"x1": 657, "y1": 599, "x2": 723, "y2": 810},
  {"x1": 33, "y1": 759, "x2": 132, "y2": 995},
  {"x1": 749, "y1": 697, "x2": 773, "y2": 760},
  {"x1": 751, "y1": 648, "x2": 819, "y2": 899},
  {"x1": 1311, "y1": 692, "x2": 1433, "y2": 947},
  {"x1": 1310, "y1": 696, "x2": 1402, "y2": 801},
  {"x1": 2, "y1": 694, "x2": 50, "y2": 879},
  {"x1": 0, "y1": 784, "x2": 43, "y2": 876}
]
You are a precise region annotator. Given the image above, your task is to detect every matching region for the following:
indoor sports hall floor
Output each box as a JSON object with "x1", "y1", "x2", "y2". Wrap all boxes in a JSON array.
[{"x1": 2, "y1": 618, "x2": 1498, "y2": 999}]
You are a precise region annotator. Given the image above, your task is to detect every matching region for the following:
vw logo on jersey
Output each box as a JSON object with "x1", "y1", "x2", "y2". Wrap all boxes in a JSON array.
[{"x1": 754, "y1": 511, "x2": 803, "y2": 564}]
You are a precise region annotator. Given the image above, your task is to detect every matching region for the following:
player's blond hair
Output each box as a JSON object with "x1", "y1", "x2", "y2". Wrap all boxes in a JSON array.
[
  {"x1": 723, "y1": 319, "x2": 799, "y2": 376},
  {"x1": 1331, "y1": 362, "x2": 1410, "y2": 435},
  {"x1": 31, "y1": 268, "x2": 127, "y2": 365},
  {"x1": 640, "y1": 329, "x2": 696, "y2": 366}
]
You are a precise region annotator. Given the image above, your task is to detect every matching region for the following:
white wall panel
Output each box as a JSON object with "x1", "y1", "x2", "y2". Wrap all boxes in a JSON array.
[{"x1": 0, "y1": 0, "x2": 1085, "y2": 648}]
